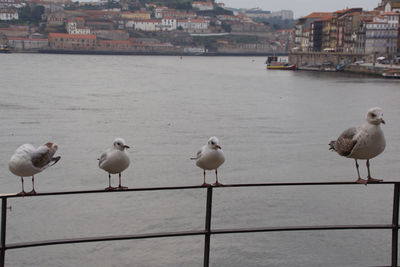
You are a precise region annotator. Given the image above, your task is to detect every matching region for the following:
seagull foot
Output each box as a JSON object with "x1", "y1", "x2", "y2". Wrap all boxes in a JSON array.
[
  {"x1": 105, "y1": 186, "x2": 116, "y2": 191},
  {"x1": 367, "y1": 177, "x2": 383, "y2": 183},
  {"x1": 117, "y1": 185, "x2": 128, "y2": 190},
  {"x1": 202, "y1": 183, "x2": 211, "y2": 187},
  {"x1": 212, "y1": 182, "x2": 223, "y2": 186},
  {"x1": 28, "y1": 190, "x2": 37, "y2": 195},
  {"x1": 17, "y1": 191, "x2": 26, "y2": 196},
  {"x1": 355, "y1": 178, "x2": 368, "y2": 185}
]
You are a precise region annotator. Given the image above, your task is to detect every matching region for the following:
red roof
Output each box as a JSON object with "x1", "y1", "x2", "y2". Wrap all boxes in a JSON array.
[{"x1": 302, "y1": 12, "x2": 332, "y2": 19}]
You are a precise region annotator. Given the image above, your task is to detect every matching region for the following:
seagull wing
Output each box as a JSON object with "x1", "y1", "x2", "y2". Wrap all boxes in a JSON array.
[
  {"x1": 333, "y1": 127, "x2": 358, "y2": 157},
  {"x1": 31, "y1": 145, "x2": 60, "y2": 170},
  {"x1": 190, "y1": 148, "x2": 203, "y2": 160},
  {"x1": 98, "y1": 151, "x2": 108, "y2": 167}
]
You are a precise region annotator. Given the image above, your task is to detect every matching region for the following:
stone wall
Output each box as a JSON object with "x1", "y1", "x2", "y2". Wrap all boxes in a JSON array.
[{"x1": 289, "y1": 52, "x2": 371, "y2": 66}]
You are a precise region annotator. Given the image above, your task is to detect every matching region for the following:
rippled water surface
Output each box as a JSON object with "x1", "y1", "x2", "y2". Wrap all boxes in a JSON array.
[{"x1": 1, "y1": 54, "x2": 400, "y2": 266}]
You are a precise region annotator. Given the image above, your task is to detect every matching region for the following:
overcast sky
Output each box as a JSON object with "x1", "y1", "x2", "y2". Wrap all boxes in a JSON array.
[{"x1": 221, "y1": 0, "x2": 381, "y2": 18}]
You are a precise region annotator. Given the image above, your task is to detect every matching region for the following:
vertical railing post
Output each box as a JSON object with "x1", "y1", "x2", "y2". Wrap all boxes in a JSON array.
[
  {"x1": 392, "y1": 183, "x2": 399, "y2": 267},
  {"x1": 204, "y1": 186, "x2": 213, "y2": 267},
  {"x1": 1, "y1": 197, "x2": 7, "y2": 267}
]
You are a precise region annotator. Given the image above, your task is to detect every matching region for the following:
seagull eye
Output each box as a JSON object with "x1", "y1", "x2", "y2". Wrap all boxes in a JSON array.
[{"x1": 371, "y1": 114, "x2": 376, "y2": 118}]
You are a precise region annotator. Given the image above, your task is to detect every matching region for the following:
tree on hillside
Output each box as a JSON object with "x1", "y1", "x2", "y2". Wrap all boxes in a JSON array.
[{"x1": 18, "y1": 5, "x2": 45, "y2": 24}]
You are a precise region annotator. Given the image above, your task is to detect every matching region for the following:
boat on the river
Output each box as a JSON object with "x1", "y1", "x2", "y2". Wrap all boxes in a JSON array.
[
  {"x1": 382, "y1": 69, "x2": 400, "y2": 79},
  {"x1": 266, "y1": 56, "x2": 296, "y2": 70},
  {"x1": 0, "y1": 45, "x2": 11, "y2": 53}
]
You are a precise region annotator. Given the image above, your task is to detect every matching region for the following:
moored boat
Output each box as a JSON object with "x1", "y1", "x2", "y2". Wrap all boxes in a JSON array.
[
  {"x1": 382, "y1": 69, "x2": 400, "y2": 79},
  {"x1": 266, "y1": 56, "x2": 296, "y2": 70},
  {"x1": 267, "y1": 62, "x2": 297, "y2": 70},
  {"x1": 0, "y1": 45, "x2": 11, "y2": 53}
]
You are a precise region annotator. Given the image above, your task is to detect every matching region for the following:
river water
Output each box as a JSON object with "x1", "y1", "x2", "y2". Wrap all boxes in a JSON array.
[{"x1": 0, "y1": 54, "x2": 400, "y2": 266}]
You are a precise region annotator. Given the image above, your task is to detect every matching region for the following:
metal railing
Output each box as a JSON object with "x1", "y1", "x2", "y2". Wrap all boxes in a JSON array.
[{"x1": 0, "y1": 181, "x2": 399, "y2": 267}]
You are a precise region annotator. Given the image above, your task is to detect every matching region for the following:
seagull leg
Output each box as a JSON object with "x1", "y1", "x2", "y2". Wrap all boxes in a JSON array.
[
  {"x1": 117, "y1": 173, "x2": 128, "y2": 190},
  {"x1": 17, "y1": 177, "x2": 26, "y2": 196},
  {"x1": 354, "y1": 159, "x2": 367, "y2": 184},
  {"x1": 366, "y1": 159, "x2": 383, "y2": 183},
  {"x1": 29, "y1": 176, "x2": 37, "y2": 195},
  {"x1": 202, "y1": 170, "x2": 210, "y2": 186},
  {"x1": 105, "y1": 173, "x2": 114, "y2": 191},
  {"x1": 213, "y1": 169, "x2": 223, "y2": 186}
]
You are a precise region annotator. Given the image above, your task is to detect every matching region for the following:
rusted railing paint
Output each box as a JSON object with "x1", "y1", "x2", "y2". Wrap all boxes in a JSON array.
[{"x1": 0, "y1": 181, "x2": 399, "y2": 267}]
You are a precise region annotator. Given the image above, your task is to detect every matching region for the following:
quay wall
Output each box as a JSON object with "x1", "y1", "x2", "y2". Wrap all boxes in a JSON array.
[{"x1": 289, "y1": 52, "x2": 370, "y2": 66}]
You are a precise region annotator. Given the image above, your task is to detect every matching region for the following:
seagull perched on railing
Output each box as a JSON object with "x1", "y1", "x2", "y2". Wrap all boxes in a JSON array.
[
  {"x1": 191, "y1": 136, "x2": 225, "y2": 186},
  {"x1": 98, "y1": 137, "x2": 130, "y2": 190},
  {"x1": 9, "y1": 142, "x2": 61, "y2": 195},
  {"x1": 329, "y1": 107, "x2": 386, "y2": 184}
]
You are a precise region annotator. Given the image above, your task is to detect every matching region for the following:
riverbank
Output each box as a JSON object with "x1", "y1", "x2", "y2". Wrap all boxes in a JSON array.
[{"x1": 37, "y1": 49, "x2": 288, "y2": 57}]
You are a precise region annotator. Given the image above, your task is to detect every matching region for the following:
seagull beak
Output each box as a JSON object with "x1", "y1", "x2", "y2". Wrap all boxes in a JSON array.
[
  {"x1": 381, "y1": 119, "x2": 385, "y2": 124},
  {"x1": 216, "y1": 145, "x2": 222, "y2": 149},
  {"x1": 124, "y1": 145, "x2": 130, "y2": 149}
]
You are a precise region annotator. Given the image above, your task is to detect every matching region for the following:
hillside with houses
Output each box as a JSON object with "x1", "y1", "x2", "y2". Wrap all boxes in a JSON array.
[{"x1": 0, "y1": 0, "x2": 293, "y2": 54}]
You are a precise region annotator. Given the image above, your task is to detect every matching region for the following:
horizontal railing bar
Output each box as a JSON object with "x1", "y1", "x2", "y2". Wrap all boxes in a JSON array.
[
  {"x1": 5, "y1": 230, "x2": 208, "y2": 250},
  {"x1": 1, "y1": 181, "x2": 399, "y2": 199},
  {"x1": 4, "y1": 224, "x2": 393, "y2": 250},
  {"x1": 211, "y1": 224, "x2": 394, "y2": 234}
]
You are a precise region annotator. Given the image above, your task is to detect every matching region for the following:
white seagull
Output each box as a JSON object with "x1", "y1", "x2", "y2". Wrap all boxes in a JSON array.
[
  {"x1": 329, "y1": 107, "x2": 386, "y2": 184},
  {"x1": 191, "y1": 136, "x2": 225, "y2": 186},
  {"x1": 9, "y1": 142, "x2": 61, "y2": 195},
  {"x1": 98, "y1": 137, "x2": 130, "y2": 190}
]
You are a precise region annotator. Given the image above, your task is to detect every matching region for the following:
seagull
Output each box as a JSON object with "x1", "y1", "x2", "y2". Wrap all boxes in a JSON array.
[
  {"x1": 191, "y1": 136, "x2": 225, "y2": 186},
  {"x1": 329, "y1": 107, "x2": 386, "y2": 184},
  {"x1": 9, "y1": 142, "x2": 61, "y2": 195},
  {"x1": 98, "y1": 138, "x2": 130, "y2": 190}
]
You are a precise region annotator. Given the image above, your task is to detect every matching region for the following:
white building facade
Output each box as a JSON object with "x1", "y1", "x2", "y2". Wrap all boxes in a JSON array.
[
  {"x1": 0, "y1": 8, "x2": 17, "y2": 20},
  {"x1": 365, "y1": 12, "x2": 399, "y2": 55}
]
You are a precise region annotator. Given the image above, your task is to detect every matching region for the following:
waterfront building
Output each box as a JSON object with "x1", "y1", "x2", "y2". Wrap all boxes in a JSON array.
[
  {"x1": 66, "y1": 18, "x2": 91, "y2": 35},
  {"x1": 7, "y1": 37, "x2": 48, "y2": 50},
  {"x1": 0, "y1": 25, "x2": 29, "y2": 37},
  {"x1": 365, "y1": 12, "x2": 399, "y2": 56},
  {"x1": 127, "y1": 19, "x2": 160, "y2": 31},
  {"x1": 159, "y1": 17, "x2": 177, "y2": 31},
  {"x1": 97, "y1": 39, "x2": 130, "y2": 50},
  {"x1": 0, "y1": 0, "x2": 24, "y2": 8},
  {"x1": 177, "y1": 18, "x2": 209, "y2": 32},
  {"x1": 0, "y1": 7, "x2": 18, "y2": 20},
  {"x1": 310, "y1": 20, "x2": 323, "y2": 51},
  {"x1": 379, "y1": 0, "x2": 400, "y2": 12},
  {"x1": 48, "y1": 32, "x2": 96, "y2": 50},
  {"x1": 154, "y1": 6, "x2": 168, "y2": 19},
  {"x1": 294, "y1": 12, "x2": 332, "y2": 51}
]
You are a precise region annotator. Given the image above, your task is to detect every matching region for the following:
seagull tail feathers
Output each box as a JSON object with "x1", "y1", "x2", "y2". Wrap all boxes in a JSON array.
[
  {"x1": 329, "y1": 141, "x2": 336, "y2": 151},
  {"x1": 50, "y1": 156, "x2": 61, "y2": 167}
]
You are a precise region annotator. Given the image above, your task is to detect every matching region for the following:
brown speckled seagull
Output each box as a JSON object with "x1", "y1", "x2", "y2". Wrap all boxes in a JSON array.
[
  {"x1": 9, "y1": 142, "x2": 61, "y2": 195},
  {"x1": 329, "y1": 107, "x2": 386, "y2": 184}
]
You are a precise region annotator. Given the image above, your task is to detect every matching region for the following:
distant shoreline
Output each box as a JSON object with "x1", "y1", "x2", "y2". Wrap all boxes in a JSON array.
[{"x1": 36, "y1": 49, "x2": 288, "y2": 57}]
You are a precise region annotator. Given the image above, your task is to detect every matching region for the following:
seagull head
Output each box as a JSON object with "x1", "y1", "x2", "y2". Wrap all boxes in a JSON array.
[
  {"x1": 113, "y1": 138, "x2": 130, "y2": 151},
  {"x1": 366, "y1": 107, "x2": 385, "y2": 125},
  {"x1": 44, "y1": 142, "x2": 58, "y2": 150},
  {"x1": 207, "y1": 136, "x2": 222, "y2": 150}
]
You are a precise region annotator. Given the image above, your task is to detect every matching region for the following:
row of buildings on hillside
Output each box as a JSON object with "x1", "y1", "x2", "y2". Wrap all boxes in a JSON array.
[
  {"x1": 293, "y1": 0, "x2": 400, "y2": 58},
  {"x1": 0, "y1": 0, "x2": 291, "y2": 54}
]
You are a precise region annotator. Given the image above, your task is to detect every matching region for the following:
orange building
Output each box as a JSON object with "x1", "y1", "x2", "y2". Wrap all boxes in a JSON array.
[{"x1": 48, "y1": 33, "x2": 96, "y2": 50}]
